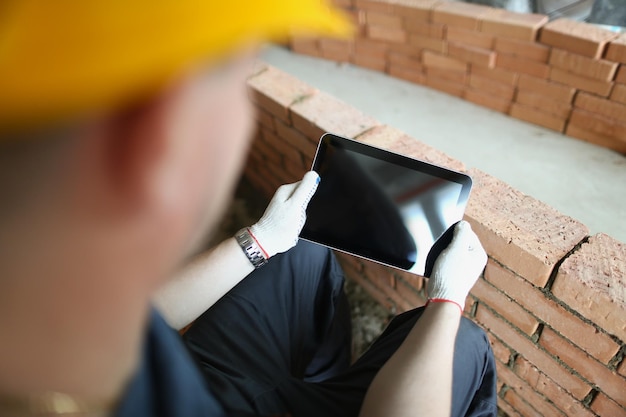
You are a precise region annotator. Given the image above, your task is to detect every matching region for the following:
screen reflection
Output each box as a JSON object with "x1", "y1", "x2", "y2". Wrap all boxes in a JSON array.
[{"x1": 303, "y1": 145, "x2": 465, "y2": 274}]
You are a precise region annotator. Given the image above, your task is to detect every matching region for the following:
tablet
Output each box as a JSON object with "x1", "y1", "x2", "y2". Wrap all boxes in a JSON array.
[{"x1": 301, "y1": 133, "x2": 472, "y2": 275}]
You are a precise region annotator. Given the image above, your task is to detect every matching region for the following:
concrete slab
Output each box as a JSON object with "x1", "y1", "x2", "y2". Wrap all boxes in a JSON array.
[{"x1": 260, "y1": 46, "x2": 626, "y2": 243}]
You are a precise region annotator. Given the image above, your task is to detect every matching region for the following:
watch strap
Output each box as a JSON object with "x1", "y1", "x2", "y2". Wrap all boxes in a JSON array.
[{"x1": 235, "y1": 228, "x2": 268, "y2": 269}]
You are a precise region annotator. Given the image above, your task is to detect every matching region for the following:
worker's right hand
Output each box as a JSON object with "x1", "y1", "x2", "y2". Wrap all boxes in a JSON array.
[
  {"x1": 426, "y1": 221, "x2": 487, "y2": 311},
  {"x1": 249, "y1": 171, "x2": 320, "y2": 259}
]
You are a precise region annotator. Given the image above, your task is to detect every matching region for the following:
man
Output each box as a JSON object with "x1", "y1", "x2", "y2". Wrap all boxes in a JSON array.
[{"x1": 0, "y1": 1, "x2": 496, "y2": 416}]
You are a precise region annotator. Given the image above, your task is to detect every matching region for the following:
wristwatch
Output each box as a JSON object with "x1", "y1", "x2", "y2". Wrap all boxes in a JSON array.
[{"x1": 234, "y1": 228, "x2": 268, "y2": 269}]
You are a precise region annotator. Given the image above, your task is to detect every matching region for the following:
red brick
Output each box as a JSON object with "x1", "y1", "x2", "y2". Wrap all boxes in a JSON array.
[
  {"x1": 393, "y1": 0, "x2": 440, "y2": 21},
  {"x1": 469, "y1": 74, "x2": 515, "y2": 100},
  {"x1": 486, "y1": 331, "x2": 512, "y2": 365},
  {"x1": 367, "y1": 25, "x2": 407, "y2": 43},
  {"x1": 359, "y1": 260, "x2": 406, "y2": 307},
  {"x1": 497, "y1": 399, "x2": 521, "y2": 417},
  {"x1": 247, "y1": 65, "x2": 317, "y2": 123},
  {"x1": 471, "y1": 65, "x2": 518, "y2": 86},
  {"x1": 274, "y1": 119, "x2": 318, "y2": 157},
  {"x1": 575, "y1": 91, "x2": 626, "y2": 123},
  {"x1": 320, "y1": 39, "x2": 353, "y2": 62},
  {"x1": 517, "y1": 74, "x2": 575, "y2": 103},
  {"x1": 340, "y1": 258, "x2": 398, "y2": 312},
  {"x1": 497, "y1": 53, "x2": 550, "y2": 78},
  {"x1": 464, "y1": 169, "x2": 589, "y2": 287},
  {"x1": 591, "y1": 393, "x2": 626, "y2": 417},
  {"x1": 448, "y1": 42, "x2": 496, "y2": 68},
  {"x1": 331, "y1": 0, "x2": 353, "y2": 8},
  {"x1": 504, "y1": 387, "x2": 556, "y2": 417},
  {"x1": 471, "y1": 279, "x2": 539, "y2": 335},
  {"x1": 605, "y1": 33, "x2": 626, "y2": 64},
  {"x1": 552, "y1": 233, "x2": 626, "y2": 342},
  {"x1": 425, "y1": 76, "x2": 466, "y2": 97},
  {"x1": 515, "y1": 90, "x2": 571, "y2": 119},
  {"x1": 539, "y1": 18, "x2": 618, "y2": 59},
  {"x1": 353, "y1": 54, "x2": 387, "y2": 72},
  {"x1": 463, "y1": 88, "x2": 511, "y2": 113},
  {"x1": 366, "y1": 10, "x2": 403, "y2": 28},
  {"x1": 617, "y1": 65, "x2": 626, "y2": 83},
  {"x1": 494, "y1": 37, "x2": 550, "y2": 62},
  {"x1": 388, "y1": 64, "x2": 427, "y2": 84},
  {"x1": 480, "y1": 10, "x2": 548, "y2": 42},
  {"x1": 498, "y1": 398, "x2": 523, "y2": 417},
  {"x1": 336, "y1": 251, "x2": 365, "y2": 275},
  {"x1": 404, "y1": 20, "x2": 445, "y2": 38},
  {"x1": 395, "y1": 275, "x2": 427, "y2": 310},
  {"x1": 256, "y1": 109, "x2": 276, "y2": 132},
  {"x1": 422, "y1": 50, "x2": 468, "y2": 72},
  {"x1": 354, "y1": 38, "x2": 389, "y2": 59},
  {"x1": 550, "y1": 49, "x2": 618, "y2": 81},
  {"x1": 569, "y1": 108, "x2": 626, "y2": 142},
  {"x1": 290, "y1": 91, "x2": 380, "y2": 141},
  {"x1": 280, "y1": 157, "x2": 307, "y2": 183},
  {"x1": 514, "y1": 357, "x2": 598, "y2": 417},
  {"x1": 432, "y1": 1, "x2": 494, "y2": 31},
  {"x1": 355, "y1": 0, "x2": 394, "y2": 13},
  {"x1": 499, "y1": 357, "x2": 571, "y2": 417},
  {"x1": 394, "y1": 269, "x2": 424, "y2": 292},
  {"x1": 260, "y1": 128, "x2": 304, "y2": 166},
  {"x1": 619, "y1": 359, "x2": 626, "y2": 378},
  {"x1": 290, "y1": 37, "x2": 321, "y2": 57},
  {"x1": 426, "y1": 67, "x2": 467, "y2": 84},
  {"x1": 539, "y1": 327, "x2": 626, "y2": 409},
  {"x1": 567, "y1": 124, "x2": 626, "y2": 157},
  {"x1": 388, "y1": 51, "x2": 424, "y2": 72},
  {"x1": 356, "y1": 125, "x2": 465, "y2": 170},
  {"x1": 446, "y1": 26, "x2": 494, "y2": 49},
  {"x1": 475, "y1": 305, "x2": 591, "y2": 399},
  {"x1": 255, "y1": 131, "x2": 283, "y2": 166},
  {"x1": 611, "y1": 83, "x2": 626, "y2": 104},
  {"x1": 408, "y1": 34, "x2": 447, "y2": 53},
  {"x1": 485, "y1": 261, "x2": 620, "y2": 364},
  {"x1": 550, "y1": 67, "x2": 613, "y2": 97},
  {"x1": 509, "y1": 103, "x2": 566, "y2": 132},
  {"x1": 266, "y1": 156, "x2": 295, "y2": 185}
]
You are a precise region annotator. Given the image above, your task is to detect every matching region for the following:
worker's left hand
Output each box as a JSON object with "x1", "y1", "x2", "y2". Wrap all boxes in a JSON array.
[{"x1": 249, "y1": 171, "x2": 320, "y2": 258}]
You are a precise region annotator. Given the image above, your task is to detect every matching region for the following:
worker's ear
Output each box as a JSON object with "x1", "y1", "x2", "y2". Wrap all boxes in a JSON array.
[{"x1": 84, "y1": 86, "x2": 187, "y2": 219}]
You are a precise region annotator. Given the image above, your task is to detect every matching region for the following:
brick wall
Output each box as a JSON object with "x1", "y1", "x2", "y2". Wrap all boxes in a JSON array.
[
  {"x1": 288, "y1": 0, "x2": 626, "y2": 155},
  {"x1": 245, "y1": 60, "x2": 626, "y2": 416}
]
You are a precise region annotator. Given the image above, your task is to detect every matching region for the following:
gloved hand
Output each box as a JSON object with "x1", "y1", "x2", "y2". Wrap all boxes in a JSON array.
[
  {"x1": 249, "y1": 171, "x2": 320, "y2": 258},
  {"x1": 427, "y1": 221, "x2": 487, "y2": 312}
]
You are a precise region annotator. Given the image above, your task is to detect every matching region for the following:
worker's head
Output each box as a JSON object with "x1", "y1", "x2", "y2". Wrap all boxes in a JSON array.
[{"x1": 0, "y1": 1, "x2": 349, "y2": 294}]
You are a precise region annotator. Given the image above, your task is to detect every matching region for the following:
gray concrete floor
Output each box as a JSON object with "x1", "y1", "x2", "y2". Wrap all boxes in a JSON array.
[{"x1": 261, "y1": 45, "x2": 626, "y2": 243}]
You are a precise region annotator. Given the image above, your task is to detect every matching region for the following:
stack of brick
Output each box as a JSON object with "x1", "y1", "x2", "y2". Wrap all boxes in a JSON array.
[
  {"x1": 245, "y1": 61, "x2": 626, "y2": 417},
  {"x1": 288, "y1": 0, "x2": 626, "y2": 154}
]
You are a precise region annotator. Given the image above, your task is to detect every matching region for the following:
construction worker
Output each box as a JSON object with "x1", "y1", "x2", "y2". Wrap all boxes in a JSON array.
[{"x1": 0, "y1": 1, "x2": 497, "y2": 416}]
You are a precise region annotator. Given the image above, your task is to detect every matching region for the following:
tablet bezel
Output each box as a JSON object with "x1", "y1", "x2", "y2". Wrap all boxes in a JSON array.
[{"x1": 300, "y1": 133, "x2": 473, "y2": 273}]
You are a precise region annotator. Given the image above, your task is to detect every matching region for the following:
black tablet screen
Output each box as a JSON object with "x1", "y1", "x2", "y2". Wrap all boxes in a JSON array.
[{"x1": 301, "y1": 134, "x2": 472, "y2": 274}]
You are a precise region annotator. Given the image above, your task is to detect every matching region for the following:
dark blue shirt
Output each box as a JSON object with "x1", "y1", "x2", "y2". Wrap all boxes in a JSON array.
[{"x1": 114, "y1": 310, "x2": 227, "y2": 417}]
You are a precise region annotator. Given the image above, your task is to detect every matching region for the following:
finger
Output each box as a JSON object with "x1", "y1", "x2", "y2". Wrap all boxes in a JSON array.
[
  {"x1": 289, "y1": 171, "x2": 320, "y2": 207},
  {"x1": 450, "y1": 221, "x2": 472, "y2": 246},
  {"x1": 273, "y1": 182, "x2": 299, "y2": 202}
]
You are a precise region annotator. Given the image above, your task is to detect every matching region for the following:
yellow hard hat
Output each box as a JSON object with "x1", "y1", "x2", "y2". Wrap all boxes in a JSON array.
[{"x1": 0, "y1": 1, "x2": 351, "y2": 131}]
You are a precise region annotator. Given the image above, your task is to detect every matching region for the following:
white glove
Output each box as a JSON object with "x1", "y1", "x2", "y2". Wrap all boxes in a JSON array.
[
  {"x1": 249, "y1": 171, "x2": 320, "y2": 258},
  {"x1": 427, "y1": 221, "x2": 487, "y2": 312}
]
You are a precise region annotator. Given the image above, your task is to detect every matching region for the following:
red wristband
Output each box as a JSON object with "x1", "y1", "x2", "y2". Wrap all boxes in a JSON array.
[
  {"x1": 426, "y1": 298, "x2": 463, "y2": 315},
  {"x1": 247, "y1": 227, "x2": 269, "y2": 259}
]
